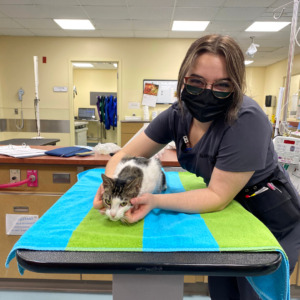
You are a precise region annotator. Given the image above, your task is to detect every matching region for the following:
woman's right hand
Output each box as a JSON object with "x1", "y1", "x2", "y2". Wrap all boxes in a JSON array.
[{"x1": 93, "y1": 184, "x2": 106, "y2": 214}]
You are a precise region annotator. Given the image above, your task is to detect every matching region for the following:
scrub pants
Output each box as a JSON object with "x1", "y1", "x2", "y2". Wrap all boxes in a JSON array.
[{"x1": 208, "y1": 213, "x2": 300, "y2": 300}]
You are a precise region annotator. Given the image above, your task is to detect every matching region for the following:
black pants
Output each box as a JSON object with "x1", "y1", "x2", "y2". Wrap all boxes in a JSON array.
[{"x1": 208, "y1": 165, "x2": 300, "y2": 300}]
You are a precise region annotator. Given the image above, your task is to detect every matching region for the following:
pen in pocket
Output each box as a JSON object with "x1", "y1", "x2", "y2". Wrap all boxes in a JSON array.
[
  {"x1": 245, "y1": 186, "x2": 269, "y2": 198},
  {"x1": 267, "y1": 182, "x2": 282, "y2": 193}
]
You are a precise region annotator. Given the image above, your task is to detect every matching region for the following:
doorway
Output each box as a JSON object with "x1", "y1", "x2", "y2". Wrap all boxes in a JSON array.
[{"x1": 72, "y1": 61, "x2": 118, "y2": 146}]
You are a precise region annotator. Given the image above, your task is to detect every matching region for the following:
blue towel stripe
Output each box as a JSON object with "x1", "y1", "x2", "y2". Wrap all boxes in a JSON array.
[
  {"x1": 5, "y1": 168, "x2": 105, "y2": 273},
  {"x1": 143, "y1": 172, "x2": 220, "y2": 251}
]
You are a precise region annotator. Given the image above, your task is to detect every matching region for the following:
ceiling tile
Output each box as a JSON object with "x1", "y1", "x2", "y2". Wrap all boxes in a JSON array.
[
  {"x1": 270, "y1": 0, "x2": 295, "y2": 9},
  {"x1": 83, "y1": 6, "x2": 129, "y2": 19},
  {"x1": 0, "y1": 4, "x2": 87, "y2": 19},
  {"x1": 0, "y1": 0, "x2": 34, "y2": 4},
  {"x1": 128, "y1": 6, "x2": 173, "y2": 20},
  {"x1": 176, "y1": 0, "x2": 225, "y2": 7},
  {"x1": 174, "y1": 7, "x2": 219, "y2": 20},
  {"x1": 0, "y1": 18, "x2": 21, "y2": 28},
  {"x1": 224, "y1": 0, "x2": 274, "y2": 7},
  {"x1": 127, "y1": 0, "x2": 175, "y2": 6},
  {"x1": 34, "y1": 0, "x2": 79, "y2": 5},
  {"x1": 208, "y1": 20, "x2": 251, "y2": 32},
  {"x1": 28, "y1": 28, "x2": 69, "y2": 36},
  {"x1": 133, "y1": 20, "x2": 170, "y2": 30},
  {"x1": 17, "y1": 18, "x2": 59, "y2": 29},
  {"x1": 93, "y1": 19, "x2": 132, "y2": 30},
  {"x1": 80, "y1": 0, "x2": 125, "y2": 5},
  {"x1": 214, "y1": 7, "x2": 266, "y2": 21}
]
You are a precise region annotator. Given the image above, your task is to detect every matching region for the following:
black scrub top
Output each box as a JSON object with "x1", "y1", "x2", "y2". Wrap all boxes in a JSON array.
[{"x1": 145, "y1": 96, "x2": 278, "y2": 186}]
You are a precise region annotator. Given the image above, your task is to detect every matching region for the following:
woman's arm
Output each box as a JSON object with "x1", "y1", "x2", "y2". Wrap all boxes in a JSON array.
[
  {"x1": 93, "y1": 131, "x2": 166, "y2": 209},
  {"x1": 126, "y1": 167, "x2": 254, "y2": 222}
]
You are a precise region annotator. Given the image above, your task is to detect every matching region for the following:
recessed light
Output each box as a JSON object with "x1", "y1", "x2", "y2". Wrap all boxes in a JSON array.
[
  {"x1": 113, "y1": 63, "x2": 118, "y2": 68},
  {"x1": 245, "y1": 22, "x2": 290, "y2": 32},
  {"x1": 72, "y1": 63, "x2": 94, "y2": 68},
  {"x1": 54, "y1": 19, "x2": 95, "y2": 30},
  {"x1": 244, "y1": 60, "x2": 254, "y2": 65},
  {"x1": 172, "y1": 21, "x2": 210, "y2": 31}
]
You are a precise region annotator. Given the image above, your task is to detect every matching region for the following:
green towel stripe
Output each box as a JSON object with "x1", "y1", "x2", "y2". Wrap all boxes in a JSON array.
[
  {"x1": 201, "y1": 201, "x2": 281, "y2": 250},
  {"x1": 178, "y1": 172, "x2": 207, "y2": 191},
  {"x1": 66, "y1": 208, "x2": 144, "y2": 251},
  {"x1": 178, "y1": 172, "x2": 281, "y2": 250}
]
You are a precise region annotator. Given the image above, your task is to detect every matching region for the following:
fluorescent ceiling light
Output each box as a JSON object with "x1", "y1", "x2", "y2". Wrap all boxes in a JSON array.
[
  {"x1": 245, "y1": 22, "x2": 290, "y2": 32},
  {"x1": 172, "y1": 21, "x2": 209, "y2": 31},
  {"x1": 54, "y1": 19, "x2": 95, "y2": 30},
  {"x1": 244, "y1": 60, "x2": 254, "y2": 65},
  {"x1": 72, "y1": 63, "x2": 94, "y2": 68}
]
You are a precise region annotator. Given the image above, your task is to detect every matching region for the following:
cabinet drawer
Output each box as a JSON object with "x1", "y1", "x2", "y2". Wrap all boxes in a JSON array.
[
  {"x1": 0, "y1": 193, "x2": 80, "y2": 280},
  {"x1": 121, "y1": 123, "x2": 144, "y2": 134},
  {"x1": 0, "y1": 165, "x2": 78, "y2": 194}
]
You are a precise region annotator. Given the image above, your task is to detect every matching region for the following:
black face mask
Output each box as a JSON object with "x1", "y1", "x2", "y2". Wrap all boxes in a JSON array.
[{"x1": 181, "y1": 87, "x2": 233, "y2": 123}]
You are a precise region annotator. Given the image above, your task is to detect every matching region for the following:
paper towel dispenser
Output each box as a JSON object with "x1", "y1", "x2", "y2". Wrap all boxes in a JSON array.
[{"x1": 265, "y1": 95, "x2": 276, "y2": 107}]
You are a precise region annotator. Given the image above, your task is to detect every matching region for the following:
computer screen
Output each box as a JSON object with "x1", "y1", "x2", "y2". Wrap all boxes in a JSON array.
[{"x1": 78, "y1": 108, "x2": 96, "y2": 120}]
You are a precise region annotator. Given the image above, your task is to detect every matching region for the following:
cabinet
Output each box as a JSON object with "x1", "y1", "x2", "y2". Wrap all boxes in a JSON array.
[
  {"x1": 121, "y1": 121, "x2": 149, "y2": 147},
  {"x1": 0, "y1": 163, "x2": 80, "y2": 280}
]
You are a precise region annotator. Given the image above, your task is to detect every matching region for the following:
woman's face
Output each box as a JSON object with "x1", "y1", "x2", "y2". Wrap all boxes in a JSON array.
[{"x1": 186, "y1": 53, "x2": 229, "y2": 87}]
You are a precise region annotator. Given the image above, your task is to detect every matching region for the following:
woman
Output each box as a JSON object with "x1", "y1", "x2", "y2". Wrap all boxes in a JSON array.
[{"x1": 94, "y1": 34, "x2": 300, "y2": 299}]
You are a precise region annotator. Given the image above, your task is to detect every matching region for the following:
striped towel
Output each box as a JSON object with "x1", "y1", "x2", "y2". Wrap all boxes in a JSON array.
[{"x1": 6, "y1": 168, "x2": 290, "y2": 300}]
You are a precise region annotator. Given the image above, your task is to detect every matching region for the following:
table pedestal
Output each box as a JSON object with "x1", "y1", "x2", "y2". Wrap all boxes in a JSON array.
[{"x1": 112, "y1": 274, "x2": 184, "y2": 300}]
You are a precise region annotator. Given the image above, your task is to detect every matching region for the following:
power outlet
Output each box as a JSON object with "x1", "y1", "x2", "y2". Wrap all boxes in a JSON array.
[
  {"x1": 10, "y1": 169, "x2": 20, "y2": 183},
  {"x1": 27, "y1": 170, "x2": 38, "y2": 187}
]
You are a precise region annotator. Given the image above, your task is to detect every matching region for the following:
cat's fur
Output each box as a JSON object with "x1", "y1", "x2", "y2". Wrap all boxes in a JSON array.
[{"x1": 101, "y1": 156, "x2": 167, "y2": 223}]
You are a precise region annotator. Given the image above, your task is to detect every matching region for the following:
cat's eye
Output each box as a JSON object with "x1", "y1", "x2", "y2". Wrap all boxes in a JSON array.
[
  {"x1": 104, "y1": 198, "x2": 111, "y2": 205},
  {"x1": 120, "y1": 202, "x2": 127, "y2": 207}
]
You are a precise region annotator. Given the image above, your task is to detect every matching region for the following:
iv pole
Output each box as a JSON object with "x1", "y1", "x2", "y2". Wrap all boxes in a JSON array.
[
  {"x1": 33, "y1": 56, "x2": 43, "y2": 139},
  {"x1": 281, "y1": 0, "x2": 300, "y2": 122}
]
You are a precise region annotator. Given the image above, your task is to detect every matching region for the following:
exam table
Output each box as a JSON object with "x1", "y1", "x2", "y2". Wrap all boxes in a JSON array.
[{"x1": 15, "y1": 250, "x2": 281, "y2": 300}]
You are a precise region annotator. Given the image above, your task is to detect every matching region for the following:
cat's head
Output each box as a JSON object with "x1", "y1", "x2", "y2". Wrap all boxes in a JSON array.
[{"x1": 101, "y1": 174, "x2": 142, "y2": 222}]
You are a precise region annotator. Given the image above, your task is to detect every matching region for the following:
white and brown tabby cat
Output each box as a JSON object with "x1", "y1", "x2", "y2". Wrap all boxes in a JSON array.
[{"x1": 101, "y1": 156, "x2": 167, "y2": 223}]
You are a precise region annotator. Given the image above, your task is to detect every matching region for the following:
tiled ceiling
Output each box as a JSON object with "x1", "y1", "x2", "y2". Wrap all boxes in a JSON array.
[{"x1": 0, "y1": 0, "x2": 298, "y2": 67}]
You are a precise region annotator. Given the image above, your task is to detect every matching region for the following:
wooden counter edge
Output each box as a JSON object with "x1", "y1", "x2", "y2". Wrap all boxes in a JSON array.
[{"x1": 0, "y1": 146, "x2": 180, "y2": 167}]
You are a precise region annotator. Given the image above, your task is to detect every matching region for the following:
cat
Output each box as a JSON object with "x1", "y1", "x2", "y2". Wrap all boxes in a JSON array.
[{"x1": 101, "y1": 156, "x2": 167, "y2": 223}]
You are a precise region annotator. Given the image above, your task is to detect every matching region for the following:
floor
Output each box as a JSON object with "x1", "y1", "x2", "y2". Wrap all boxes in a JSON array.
[
  {"x1": 0, "y1": 288, "x2": 300, "y2": 300},
  {"x1": 0, "y1": 291, "x2": 209, "y2": 300}
]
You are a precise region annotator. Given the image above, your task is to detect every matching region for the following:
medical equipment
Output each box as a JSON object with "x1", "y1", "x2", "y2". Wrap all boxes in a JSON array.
[
  {"x1": 15, "y1": 88, "x2": 24, "y2": 129},
  {"x1": 273, "y1": 135, "x2": 300, "y2": 193},
  {"x1": 33, "y1": 56, "x2": 43, "y2": 139},
  {"x1": 273, "y1": 0, "x2": 300, "y2": 121},
  {"x1": 274, "y1": 136, "x2": 300, "y2": 164},
  {"x1": 245, "y1": 36, "x2": 260, "y2": 58}
]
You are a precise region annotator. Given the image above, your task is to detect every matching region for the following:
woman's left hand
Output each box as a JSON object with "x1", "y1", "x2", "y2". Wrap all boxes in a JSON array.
[{"x1": 125, "y1": 193, "x2": 156, "y2": 223}]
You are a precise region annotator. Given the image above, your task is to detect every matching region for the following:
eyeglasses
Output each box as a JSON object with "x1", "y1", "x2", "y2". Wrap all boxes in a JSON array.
[{"x1": 184, "y1": 76, "x2": 234, "y2": 99}]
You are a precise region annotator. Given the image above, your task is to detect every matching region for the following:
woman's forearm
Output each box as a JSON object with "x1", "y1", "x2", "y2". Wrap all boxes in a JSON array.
[
  {"x1": 104, "y1": 150, "x2": 128, "y2": 177},
  {"x1": 153, "y1": 188, "x2": 231, "y2": 214}
]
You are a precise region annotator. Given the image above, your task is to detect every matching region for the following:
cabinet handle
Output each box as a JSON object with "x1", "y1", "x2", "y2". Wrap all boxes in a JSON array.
[{"x1": 13, "y1": 206, "x2": 29, "y2": 213}]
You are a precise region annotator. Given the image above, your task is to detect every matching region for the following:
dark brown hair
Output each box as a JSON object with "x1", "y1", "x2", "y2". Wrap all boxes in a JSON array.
[{"x1": 177, "y1": 34, "x2": 246, "y2": 124}]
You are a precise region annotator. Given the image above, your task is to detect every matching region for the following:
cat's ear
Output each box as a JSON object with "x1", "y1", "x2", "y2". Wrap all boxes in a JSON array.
[
  {"x1": 101, "y1": 174, "x2": 114, "y2": 189},
  {"x1": 124, "y1": 177, "x2": 142, "y2": 197}
]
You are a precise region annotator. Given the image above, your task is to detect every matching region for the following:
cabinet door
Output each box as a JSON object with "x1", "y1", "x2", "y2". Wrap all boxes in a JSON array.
[
  {"x1": 0, "y1": 193, "x2": 80, "y2": 280},
  {"x1": 121, "y1": 123, "x2": 145, "y2": 146}
]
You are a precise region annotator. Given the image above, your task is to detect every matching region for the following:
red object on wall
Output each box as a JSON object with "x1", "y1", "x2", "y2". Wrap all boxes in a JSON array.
[{"x1": 42, "y1": 56, "x2": 47, "y2": 63}]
